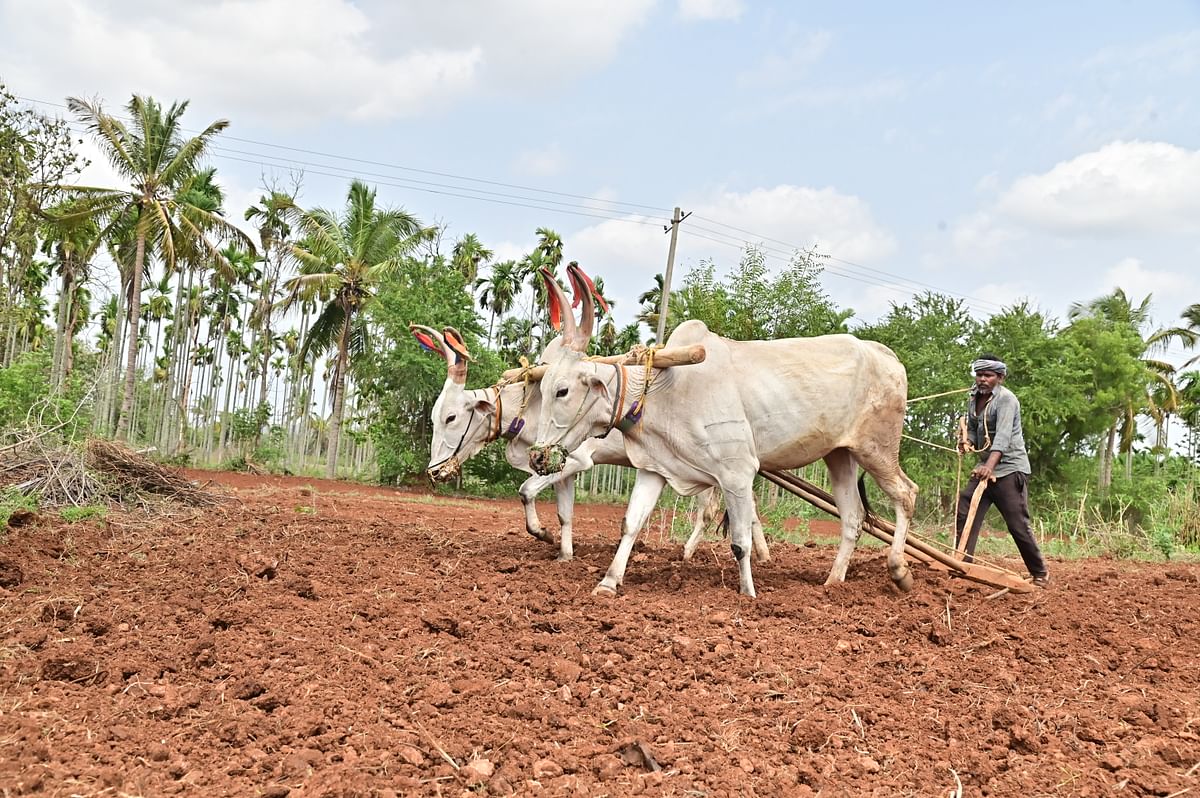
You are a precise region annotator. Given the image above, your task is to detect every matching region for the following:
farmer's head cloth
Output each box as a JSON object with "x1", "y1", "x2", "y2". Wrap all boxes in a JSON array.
[{"x1": 971, "y1": 358, "x2": 1007, "y2": 376}]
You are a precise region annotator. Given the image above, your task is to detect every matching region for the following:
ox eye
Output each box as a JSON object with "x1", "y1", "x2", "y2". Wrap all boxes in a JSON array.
[
  {"x1": 556, "y1": 388, "x2": 568, "y2": 398},
  {"x1": 446, "y1": 414, "x2": 456, "y2": 423}
]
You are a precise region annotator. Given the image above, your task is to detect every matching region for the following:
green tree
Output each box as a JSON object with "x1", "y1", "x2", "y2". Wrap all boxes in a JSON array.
[
  {"x1": 357, "y1": 257, "x2": 486, "y2": 483},
  {"x1": 282, "y1": 180, "x2": 435, "y2": 478},
  {"x1": 0, "y1": 86, "x2": 82, "y2": 367},
  {"x1": 856, "y1": 292, "x2": 977, "y2": 515},
  {"x1": 55, "y1": 95, "x2": 252, "y2": 439},
  {"x1": 1068, "y1": 289, "x2": 1198, "y2": 485}
]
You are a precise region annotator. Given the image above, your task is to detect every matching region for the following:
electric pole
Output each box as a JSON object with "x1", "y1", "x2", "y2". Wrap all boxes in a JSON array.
[{"x1": 656, "y1": 206, "x2": 691, "y2": 344}]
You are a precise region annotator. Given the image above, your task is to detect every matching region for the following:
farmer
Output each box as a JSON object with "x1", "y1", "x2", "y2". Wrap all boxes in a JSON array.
[{"x1": 954, "y1": 354, "x2": 1050, "y2": 587}]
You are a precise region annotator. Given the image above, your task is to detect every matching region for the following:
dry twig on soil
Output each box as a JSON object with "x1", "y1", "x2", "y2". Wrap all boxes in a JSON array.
[{"x1": 0, "y1": 436, "x2": 223, "y2": 510}]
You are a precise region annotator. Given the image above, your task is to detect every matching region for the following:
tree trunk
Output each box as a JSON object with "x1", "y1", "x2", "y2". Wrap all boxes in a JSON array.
[
  {"x1": 326, "y1": 315, "x2": 351, "y2": 479},
  {"x1": 1099, "y1": 424, "x2": 1116, "y2": 491},
  {"x1": 116, "y1": 230, "x2": 147, "y2": 441},
  {"x1": 50, "y1": 266, "x2": 72, "y2": 391}
]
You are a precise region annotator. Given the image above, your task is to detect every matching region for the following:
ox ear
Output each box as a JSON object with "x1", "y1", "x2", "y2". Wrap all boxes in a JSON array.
[
  {"x1": 473, "y1": 396, "x2": 496, "y2": 417},
  {"x1": 586, "y1": 372, "x2": 612, "y2": 402}
]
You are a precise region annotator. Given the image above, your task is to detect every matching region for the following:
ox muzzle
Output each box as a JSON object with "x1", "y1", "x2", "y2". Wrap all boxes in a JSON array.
[
  {"x1": 426, "y1": 457, "x2": 462, "y2": 483},
  {"x1": 528, "y1": 445, "x2": 568, "y2": 476}
]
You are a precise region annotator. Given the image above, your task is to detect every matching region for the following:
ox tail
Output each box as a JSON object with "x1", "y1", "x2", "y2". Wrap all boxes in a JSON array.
[
  {"x1": 857, "y1": 472, "x2": 874, "y2": 534},
  {"x1": 717, "y1": 510, "x2": 730, "y2": 539}
]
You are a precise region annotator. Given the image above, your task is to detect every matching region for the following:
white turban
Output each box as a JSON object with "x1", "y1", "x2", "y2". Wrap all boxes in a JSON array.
[{"x1": 971, "y1": 358, "x2": 1007, "y2": 375}]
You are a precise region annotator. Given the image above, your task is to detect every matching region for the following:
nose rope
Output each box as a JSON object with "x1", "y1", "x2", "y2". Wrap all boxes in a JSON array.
[{"x1": 427, "y1": 402, "x2": 478, "y2": 475}]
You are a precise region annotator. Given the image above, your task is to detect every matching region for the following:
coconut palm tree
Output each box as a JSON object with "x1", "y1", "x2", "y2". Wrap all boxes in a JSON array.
[
  {"x1": 282, "y1": 180, "x2": 435, "y2": 478},
  {"x1": 637, "y1": 272, "x2": 665, "y2": 333},
  {"x1": 1069, "y1": 288, "x2": 1199, "y2": 484},
  {"x1": 53, "y1": 95, "x2": 253, "y2": 440}
]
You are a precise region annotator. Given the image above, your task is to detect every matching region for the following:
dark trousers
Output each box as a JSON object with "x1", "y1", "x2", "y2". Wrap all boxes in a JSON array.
[{"x1": 955, "y1": 471, "x2": 1047, "y2": 577}]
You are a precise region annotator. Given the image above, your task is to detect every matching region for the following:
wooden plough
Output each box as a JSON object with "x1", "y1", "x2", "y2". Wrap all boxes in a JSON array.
[{"x1": 759, "y1": 469, "x2": 1033, "y2": 594}]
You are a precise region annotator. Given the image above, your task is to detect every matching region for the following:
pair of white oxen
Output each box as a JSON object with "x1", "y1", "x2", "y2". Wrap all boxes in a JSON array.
[{"x1": 416, "y1": 264, "x2": 919, "y2": 599}]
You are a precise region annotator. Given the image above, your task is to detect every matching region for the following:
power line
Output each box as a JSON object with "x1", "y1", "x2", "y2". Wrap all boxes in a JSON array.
[
  {"x1": 690, "y1": 215, "x2": 1008, "y2": 313},
  {"x1": 26, "y1": 92, "x2": 1040, "y2": 314},
  {"x1": 26, "y1": 94, "x2": 672, "y2": 214}
]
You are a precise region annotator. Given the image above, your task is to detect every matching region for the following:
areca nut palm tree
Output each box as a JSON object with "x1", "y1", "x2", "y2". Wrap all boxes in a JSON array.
[
  {"x1": 474, "y1": 258, "x2": 521, "y2": 345},
  {"x1": 54, "y1": 95, "x2": 254, "y2": 440},
  {"x1": 451, "y1": 232, "x2": 493, "y2": 286},
  {"x1": 282, "y1": 179, "x2": 435, "y2": 478}
]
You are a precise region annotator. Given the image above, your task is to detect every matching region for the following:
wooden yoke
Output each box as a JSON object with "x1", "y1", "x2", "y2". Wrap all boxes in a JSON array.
[{"x1": 501, "y1": 343, "x2": 706, "y2": 382}]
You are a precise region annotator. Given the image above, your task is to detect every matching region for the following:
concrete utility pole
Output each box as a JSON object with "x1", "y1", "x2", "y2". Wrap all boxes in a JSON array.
[{"x1": 656, "y1": 206, "x2": 691, "y2": 344}]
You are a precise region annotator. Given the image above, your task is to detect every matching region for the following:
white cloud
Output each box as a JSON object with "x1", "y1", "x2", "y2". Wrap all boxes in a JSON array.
[
  {"x1": 738, "y1": 30, "x2": 832, "y2": 86},
  {"x1": 677, "y1": 0, "x2": 745, "y2": 22},
  {"x1": 950, "y1": 211, "x2": 1020, "y2": 258},
  {"x1": 514, "y1": 144, "x2": 566, "y2": 178},
  {"x1": 1082, "y1": 30, "x2": 1200, "y2": 79},
  {"x1": 764, "y1": 77, "x2": 908, "y2": 114},
  {"x1": 995, "y1": 140, "x2": 1200, "y2": 236},
  {"x1": 1098, "y1": 257, "x2": 1200, "y2": 318},
  {"x1": 0, "y1": 0, "x2": 654, "y2": 126}
]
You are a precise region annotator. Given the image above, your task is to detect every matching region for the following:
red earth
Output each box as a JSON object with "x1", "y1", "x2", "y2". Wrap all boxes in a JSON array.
[{"x1": 1, "y1": 469, "x2": 1198, "y2": 797}]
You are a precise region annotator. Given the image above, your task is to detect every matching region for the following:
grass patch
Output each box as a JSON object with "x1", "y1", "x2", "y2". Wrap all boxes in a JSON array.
[
  {"x1": 0, "y1": 488, "x2": 39, "y2": 527},
  {"x1": 59, "y1": 505, "x2": 107, "y2": 523}
]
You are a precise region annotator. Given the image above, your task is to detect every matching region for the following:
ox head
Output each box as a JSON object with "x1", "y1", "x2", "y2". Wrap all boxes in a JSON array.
[
  {"x1": 528, "y1": 263, "x2": 613, "y2": 475},
  {"x1": 410, "y1": 324, "x2": 496, "y2": 482}
]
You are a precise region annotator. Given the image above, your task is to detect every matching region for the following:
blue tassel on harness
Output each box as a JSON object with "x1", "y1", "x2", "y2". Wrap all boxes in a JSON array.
[
  {"x1": 615, "y1": 399, "x2": 643, "y2": 433},
  {"x1": 501, "y1": 417, "x2": 525, "y2": 441}
]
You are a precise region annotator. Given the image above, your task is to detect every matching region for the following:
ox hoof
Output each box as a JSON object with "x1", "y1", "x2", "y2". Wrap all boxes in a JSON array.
[
  {"x1": 892, "y1": 569, "x2": 914, "y2": 593},
  {"x1": 527, "y1": 528, "x2": 555, "y2": 544},
  {"x1": 592, "y1": 584, "x2": 618, "y2": 598},
  {"x1": 555, "y1": 553, "x2": 573, "y2": 562}
]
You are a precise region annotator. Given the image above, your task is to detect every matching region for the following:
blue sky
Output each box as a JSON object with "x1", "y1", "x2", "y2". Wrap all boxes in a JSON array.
[{"x1": 2, "y1": 0, "x2": 1198, "y2": 364}]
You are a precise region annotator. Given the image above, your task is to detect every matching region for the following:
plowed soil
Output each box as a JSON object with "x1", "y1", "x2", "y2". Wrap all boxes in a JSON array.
[{"x1": 1, "y1": 470, "x2": 1198, "y2": 798}]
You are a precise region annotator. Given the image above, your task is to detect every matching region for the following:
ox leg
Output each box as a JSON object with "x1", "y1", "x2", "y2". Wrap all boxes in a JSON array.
[
  {"x1": 869, "y1": 468, "x2": 919, "y2": 592},
  {"x1": 594, "y1": 470, "x2": 667, "y2": 597},
  {"x1": 751, "y1": 516, "x2": 771, "y2": 564},
  {"x1": 823, "y1": 449, "x2": 866, "y2": 586},
  {"x1": 682, "y1": 487, "x2": 719, "y2": 561},
  {"x1": 553, "y1": 474, "x2": 577, "y2": 561},
  {"x1": 721, "y1": 485, "x2": 759, "y2": 597},
  {"x1": 518, "y1": 474, "x2": 557, "y2": 544}
]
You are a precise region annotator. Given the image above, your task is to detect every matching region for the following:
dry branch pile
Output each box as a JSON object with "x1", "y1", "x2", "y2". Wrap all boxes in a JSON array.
[{"x1": 0, "y1": 438, "x2": 222, "y2": 509}]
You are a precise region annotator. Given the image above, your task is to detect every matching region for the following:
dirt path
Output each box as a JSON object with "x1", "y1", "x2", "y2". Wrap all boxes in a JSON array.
[{"x1": 1, "y1": 470, "x2": 1197, "y2": 797}]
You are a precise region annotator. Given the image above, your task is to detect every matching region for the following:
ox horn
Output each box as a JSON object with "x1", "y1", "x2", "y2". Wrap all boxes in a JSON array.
[
  {"x1": 564, "y1": 262, "x2": 597, "y2": 344},
  {"x1": 442, "y1": 326, "x2": 474, "y2": 363},
  {"x1": 540, "y1": 269, "x2": 584, "y2": 352},
  {"x1": 409, "y1": 323, "x2": 467, "y2": 385}
]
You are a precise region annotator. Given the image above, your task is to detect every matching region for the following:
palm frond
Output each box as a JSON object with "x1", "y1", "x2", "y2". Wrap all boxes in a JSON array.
[
  {"x1": 67, "y1": 96, "x2": 137, "y2": 182},
  {"x1": 300, "y1": 301, "x2": 347, "y2": 362}
]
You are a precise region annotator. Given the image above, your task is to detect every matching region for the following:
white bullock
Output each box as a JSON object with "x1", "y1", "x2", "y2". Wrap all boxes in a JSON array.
[
  {"x1": 529, "y1": 263, "x2": 918, "y2": 597},
  {"x1": 411, "y1": 324, "x2": 769, "y2": 563}
]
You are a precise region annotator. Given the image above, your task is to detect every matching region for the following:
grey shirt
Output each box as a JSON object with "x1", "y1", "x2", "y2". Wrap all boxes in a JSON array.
[{"x1": 966, "y1": 384, "x2": 1031, "y2": 478}]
